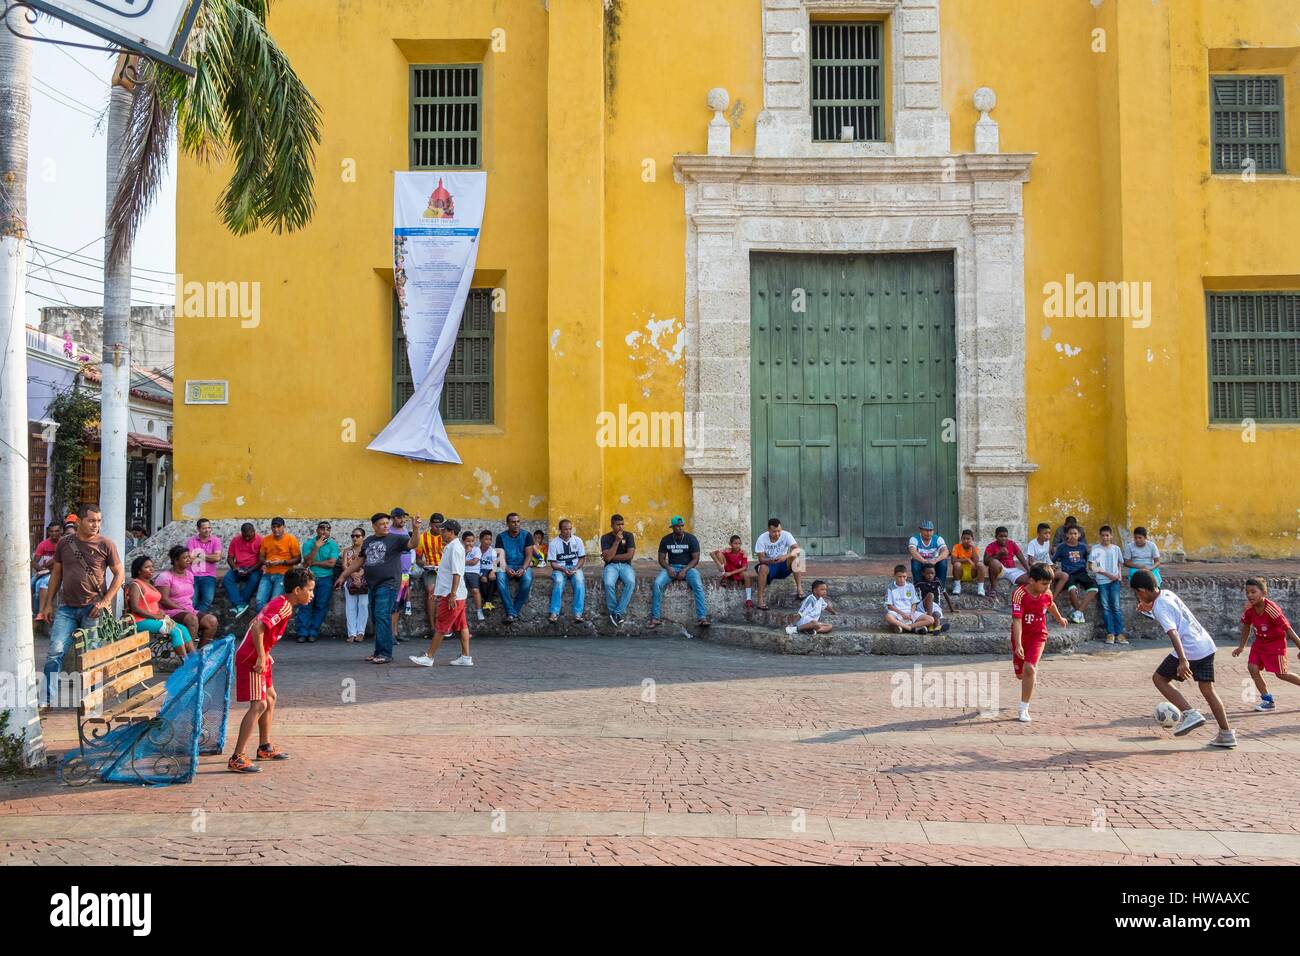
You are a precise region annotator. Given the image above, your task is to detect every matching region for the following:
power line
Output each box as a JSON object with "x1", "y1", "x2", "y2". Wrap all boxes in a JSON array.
[
  {"x1": 27, "y1": 239, "x2": 176, "y2": 278},
  {"x1": 25, "y1": 260, "x2": 175, "y2": 293},
  {"x1": 32, "y1": 74, "x2": 106, "y2": 116},
  {"x1": 27, "y1": 275, "x2": 173, "y2": 311},
  {"x1": 30, "y1": 84, "x2": 101, "y2": 121},
  {"x1": 32, "y1": 24, "x2": 112, "y2": 86}
]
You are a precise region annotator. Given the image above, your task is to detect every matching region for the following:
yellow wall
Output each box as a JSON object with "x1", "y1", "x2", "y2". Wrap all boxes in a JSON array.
[{"x1": 176, "y1": 0, "x2": 1300, "y2": 557}]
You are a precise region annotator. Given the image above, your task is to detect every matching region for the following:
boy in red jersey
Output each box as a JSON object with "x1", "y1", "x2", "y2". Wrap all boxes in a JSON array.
[
  {"x1": 1232, "y1": 578, "x2": 1300, "y2": 712},
  {"x1": 1011, "y1": 563, "x2": 1068, "y2": 723},
  {"x1": 710, "y1": 535, "x2": 756, "y2": 606},
  {"x1": 228, "y1": 568, "x2": 315, "y2": 773}
]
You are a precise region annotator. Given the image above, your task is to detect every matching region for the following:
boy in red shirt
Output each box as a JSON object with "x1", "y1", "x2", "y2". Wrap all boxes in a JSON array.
[
  {"x1": 710, "y1": 535, "x2": 756, "y2": 606},
  {"x1": 1233, "y1": 578, "x2": 1300, "y2": 712},
  {"x1": 1011, "y1": 563, "x2": 1068, "y2": 723},
  {"x1": 228, "y1": 568, "x2": 314, "y2": 773}
]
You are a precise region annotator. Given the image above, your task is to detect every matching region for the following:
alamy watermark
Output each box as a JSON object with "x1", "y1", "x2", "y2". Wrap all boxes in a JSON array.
[{"x1": 890, "y1": 664, "x2": 1000, "y2": 716}]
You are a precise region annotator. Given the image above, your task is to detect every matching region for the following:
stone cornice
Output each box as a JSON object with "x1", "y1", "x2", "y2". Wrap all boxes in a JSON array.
[{"x1": 674, "y1": 152, "x2": 1035, "y2": 186}]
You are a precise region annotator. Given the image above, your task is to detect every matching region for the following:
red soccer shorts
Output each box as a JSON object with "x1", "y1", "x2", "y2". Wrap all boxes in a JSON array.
[
  {"x1": 235, "y1": 658, "x2": 272, "y2": 703},
  {"x1": 435, "y1": 596, "x2": 468, "y2": 635},
  {"x1": 1249, "y1": 640, "x2": 1289, "y2": 676},
  {"x1": 1012, "y1": 633, "x2": 1047, "y2": 678}
]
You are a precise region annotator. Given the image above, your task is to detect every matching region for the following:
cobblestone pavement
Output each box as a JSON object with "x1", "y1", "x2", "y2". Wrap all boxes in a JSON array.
[{"x1": 4, "y1": 634, "x2": 1300, "y2": 865}]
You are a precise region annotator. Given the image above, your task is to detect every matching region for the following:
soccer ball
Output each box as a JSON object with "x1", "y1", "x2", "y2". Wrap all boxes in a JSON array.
[{"x1": 1154, "y1": 702, "x2": 1181, "y2": 729}]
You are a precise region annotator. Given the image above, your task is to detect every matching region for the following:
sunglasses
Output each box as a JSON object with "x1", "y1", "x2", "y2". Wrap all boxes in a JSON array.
[{"x1": 351, "y1": 533, "x2": 364, "y2": 538}]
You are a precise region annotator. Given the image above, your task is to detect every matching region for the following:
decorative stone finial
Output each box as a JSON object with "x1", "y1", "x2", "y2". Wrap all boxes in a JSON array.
[
  {"x1": 973, "y1": 87, "x2": 999, "y2": 154},
  {"x1": 707, "y1": 87, "x2": 731, "y2": 157}
]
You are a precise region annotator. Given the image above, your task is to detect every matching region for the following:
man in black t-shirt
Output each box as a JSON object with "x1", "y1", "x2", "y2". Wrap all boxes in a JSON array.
[
  {"x1": 336, "y1": 512, "x2": 417, "y2": 663},
  {"x1": 600, "y1": 514, "x2": 637, "y2": 626},
  {"x1": 649, "y1": 516, "x2": 709, "y2": 629}
]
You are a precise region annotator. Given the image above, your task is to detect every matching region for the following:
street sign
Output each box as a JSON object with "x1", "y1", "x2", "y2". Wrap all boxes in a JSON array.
[
  {"x1": 184, "y1": 380, "x2": 228, "y2": 405},
  {"x1": 23, "y1": 0, "x2": 202, "y2": 76}
]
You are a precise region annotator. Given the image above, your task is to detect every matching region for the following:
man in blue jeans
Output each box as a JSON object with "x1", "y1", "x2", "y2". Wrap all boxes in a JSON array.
[
  {"x1": 495, "y1": 512, "x2": 535, "y2": 623},
  {"x1": 222, "y1": 522, "x2": 263, "y2": 616},
  {"x1": 649, "y1": 516, "x2": 710, "y2": 629},
  {"x1": 36, "y1": 505, "x2": 124, "y2": 708},
  {"x1": 336, "y1": 512, "x2": 417, "y2": 664},
  {"x1": 600, "y1": 514, "x2": 637, "y2": 626}
]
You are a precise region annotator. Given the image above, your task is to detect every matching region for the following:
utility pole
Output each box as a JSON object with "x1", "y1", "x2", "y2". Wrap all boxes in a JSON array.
[
  {"x1": 0, "y1": 21, "x2": 45, "y2": 766},
  {"x1": 100, "y1": 54, "x2": 138, "y2": 561}
]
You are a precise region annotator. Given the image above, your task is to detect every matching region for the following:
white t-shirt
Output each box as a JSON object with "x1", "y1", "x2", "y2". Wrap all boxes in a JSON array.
[
  {"x1": 909, "y1": 534, "x2": 947, "y2": 561},
  {"x1": 886, "y1": 583, "x2": 919, "y2": 615},
  {"x1": 479, "y1": 545, "x2": 497, "y2": 571},
  {"x1": 796, "y1": 594, "x2": 828, "y2": 627},
  {"x1": 1148, "y1": 590, "x2": 1216, "y2": 661},
  {"x1": 434, "y1": 538, "x2": 468, "y2": 600},
  {"x1": 1088, "y1": 543, "x2": 1122, "y2": 579},
  {"x1": 1026, "y1": 537, "x2": 1053, "y2": 565},
  {"x1": 1124, "y1": 540, "x2": 1160, "y2": 569},
  {"x1": 549, "y1": 534, "x2": 586, "y2": 570},
  {"x1": 754, "y1": 530, "x2": 797, "y2": 562},
  {"x1": 464, "y1": 545, "x2": 481, "y2": 572}
]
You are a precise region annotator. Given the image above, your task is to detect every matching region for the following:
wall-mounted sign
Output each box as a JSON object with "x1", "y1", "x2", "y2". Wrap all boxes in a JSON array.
[
  {"x1": 24, "y1": 0, "x2": 202, "y2": 76},
  {"x1": 184, "y1": 380, "x2": 228, "y2": 405}
]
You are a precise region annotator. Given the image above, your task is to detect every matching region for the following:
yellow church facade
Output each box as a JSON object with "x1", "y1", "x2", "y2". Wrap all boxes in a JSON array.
[{"x1": 174, "y1": 0, "x2": 1300, "y2": 559}]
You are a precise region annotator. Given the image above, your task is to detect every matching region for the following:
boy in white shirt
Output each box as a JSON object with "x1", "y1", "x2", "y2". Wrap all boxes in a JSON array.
[
  {"x1": 1025, "y1": 522, "x2": 1068, "y2": 592},
  {"x1": 461, "y1": 530, "x2": 486, "y2": 622},
  {"x1": 1132, "y1": 570, "x2": 1234, "y2": 747},
  {"x1": 785, "y1": 580, "x2": 835, "y2": 636},
  {"x1": 884, "y1": 564, "x2": 936, "y2": 634},
  {"x1": 1123, "y1": 525, "x2": 1163, "y2": 586},
  {"x1": 477, "y1": 530, "x2": 498, "y2": 612},
  {"x1": 409, "y1": 519, "x2": 473, "y2": 668},
  {"x1": 1088, "y1": 525, "x2": 1126, "y2": 645}
]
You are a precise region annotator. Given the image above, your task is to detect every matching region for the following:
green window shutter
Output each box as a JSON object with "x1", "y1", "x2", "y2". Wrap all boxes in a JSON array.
[
  {"x1": 1206, "y1": 291, "x2": 1300, "y2": 423},
  {"x1": 410, "y1": 64, "x2": 482, "y2": 169},
  {"x1": 810, "y1": 22, "x2": 883, "y2": 143},
  {"x1": 391, "y1": 288, "x2": 494, "y2": 423},
  {"x1": 1210, "y1": 75, "x2": 1285, "y2": 174}
]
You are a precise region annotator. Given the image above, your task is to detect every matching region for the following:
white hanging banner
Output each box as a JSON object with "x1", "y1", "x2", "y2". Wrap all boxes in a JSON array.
[{"x1": 368, "y1": 172, "x2": 487, "y2": 463}]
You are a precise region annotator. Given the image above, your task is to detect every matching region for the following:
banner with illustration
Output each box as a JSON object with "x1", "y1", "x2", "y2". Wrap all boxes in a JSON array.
[{"x1": 368, "y1": 172, "x2": 487, "y2": 462}]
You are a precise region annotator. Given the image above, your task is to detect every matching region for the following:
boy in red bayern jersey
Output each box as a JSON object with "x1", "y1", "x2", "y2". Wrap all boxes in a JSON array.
[
  {"x1": 1233, "y1": 578, "x2": 1300, "y2": 712},
  {"x1": 228, "y1": 568, "x2": 315, "y2": 773},
  {"x1": 1011, "y1": 563, "x2": 1068, "y2": 723}
]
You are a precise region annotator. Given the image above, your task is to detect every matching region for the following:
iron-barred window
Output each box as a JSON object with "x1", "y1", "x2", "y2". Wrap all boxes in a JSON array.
[
  {"x1": 410, "y1": 64, "x2": 482, "y2": 169},
  {"x1": 1207, "y1": 292, "x2": 1300, "y2": 423},
  {"x1": 1211, "y1": 75, "x2": 1284, "y2": 174},
  {"x1": 393, "y1": 288, "x2": 494, "y2": 424},
  {"x1": 810, "y1": 21, "x2": 883, "y2": 143}
]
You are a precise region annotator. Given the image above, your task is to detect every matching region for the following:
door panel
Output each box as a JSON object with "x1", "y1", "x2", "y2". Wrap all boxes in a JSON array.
[{"x1": 766, "y1": 404, "x2": 841, "y2": 550}]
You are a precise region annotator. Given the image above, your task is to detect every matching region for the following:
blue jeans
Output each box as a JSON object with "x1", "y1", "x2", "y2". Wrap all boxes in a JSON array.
[
  {"x1": 223, "y1": 568, "x2": 262, "y2": 608},
  {"x1": 911, "y1": 559, "x2": 947, "y2": 587},
  {"x1": 549, "y1": 569, "x2": 586, "y2": 617},
  {"x1": 297, "y1": 575, "x2": 334, "y2": 637},
  {"x1": 255, "y1": 573, "x2": 286, "y2": 611},
  {"x1": 652, "y1": 566, "x2": 707, "y2": 620},
  {"x1": 369, "y1": 582, "x2": 397, "y2": 658},
  {"x1": 193, "y1": 575, "x2": 216, "y2": 615},
  {"x1": 44, "y1": 603, "x2": 96, "y2": 707},
  {"x1": 498, "y1": 567, "x2": 533, "y2": 618},
  {"x1": 603, "y1": 563, "x2": 636, "y2": 616},
  {"x1": 31, "y1": 574, "x2": 49, "y2": 614},
  {"x1": 1098, "y1": 580, "x2": 1124, "y2": 635}
]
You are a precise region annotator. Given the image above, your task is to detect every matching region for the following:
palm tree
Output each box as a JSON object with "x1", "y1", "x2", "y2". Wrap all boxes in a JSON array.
[
  {"x1": 98, "y1": 0, "x2": 321, "y2": 555},
  {"x1": 0, "y1": 15, "x2": 44, "y2": 766}
]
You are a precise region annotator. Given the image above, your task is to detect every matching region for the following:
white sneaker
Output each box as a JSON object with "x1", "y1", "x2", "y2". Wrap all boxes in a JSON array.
[
  {"x1": 1017, "y1": 703, "x2": 1031, "y2": 723},
  {"x1": 784, "y1": 625, "x2": 797, "y2": 636},
  {"x1": 1071, "y1": 610, "x2": 1085, "y2": 624},
  {"x1": 976, "y1": 583, "x2": 985, "y2": 597},
  {"x1": 1210, "y1": 729, "x2": 1237, "y2": 748},
  {"x1": 449, "y1": 655, "x2": 474, "y2": 666},
  {"x1": 951, "y1": 581, "x2": 962, "y2": 595},
  {"x1": 476, "y1": 609, "x2": 484, "y2": 621},
  {"x1": 1172, "y1": 708, "x2": 1206, "y2": 737},
  {"x1": 408, "y1": 655, "x2": 435, "y2": 668}
]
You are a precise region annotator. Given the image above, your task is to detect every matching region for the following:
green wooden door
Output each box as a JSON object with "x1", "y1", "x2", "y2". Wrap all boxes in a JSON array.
[{"x1": 751, "y1": 251, "x2": 957, "y2": 556}]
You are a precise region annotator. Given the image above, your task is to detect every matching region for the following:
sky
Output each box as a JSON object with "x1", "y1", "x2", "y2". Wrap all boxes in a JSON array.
[{"x1": 22, "y1": 15, "x2": 177, "y2": 329}]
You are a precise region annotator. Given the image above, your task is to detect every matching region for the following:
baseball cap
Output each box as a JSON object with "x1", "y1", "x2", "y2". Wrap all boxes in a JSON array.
[
  {"x1": 390, "y1": 507, "x2": 408, "y2": 518},
  {"x1": 670, "y1": 515, "x2": 685, "y2": 527},
  {"x1": 429, "y1": 512, "x2": 444, "y2": 526},
  {"x1": 919, "y1": 519, "x2": 935, "y2": 531}
]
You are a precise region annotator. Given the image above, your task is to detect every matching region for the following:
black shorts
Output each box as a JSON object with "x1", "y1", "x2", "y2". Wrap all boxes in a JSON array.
[
  {"x1": 1065, "y1": 569, "x2": 1098, "y2": 592},
  {"x1": 465, "y1": 572, "x2": 480, "y2": 592},
  {"x1": 1155, "y1": 652, "x2": 1215, "y2": 683}
]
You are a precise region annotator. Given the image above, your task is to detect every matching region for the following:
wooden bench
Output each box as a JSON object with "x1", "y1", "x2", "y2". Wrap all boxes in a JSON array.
[{"x1": 71, "y1": 618, "x2": 166, "y2": 745}]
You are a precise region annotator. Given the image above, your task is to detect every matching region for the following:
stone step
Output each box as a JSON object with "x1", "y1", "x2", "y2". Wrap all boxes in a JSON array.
[{"x1": 702, "y1": 622, "x2": 1088, "y2": 657}]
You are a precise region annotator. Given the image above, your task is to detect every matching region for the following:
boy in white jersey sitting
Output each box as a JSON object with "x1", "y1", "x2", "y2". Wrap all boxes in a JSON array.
[
  {"x1": 785, "y1": 580, "x2": 835, "y2": 636},
  {"x1": 884, "y1": 565, "x2": 936, "y2": 634}
]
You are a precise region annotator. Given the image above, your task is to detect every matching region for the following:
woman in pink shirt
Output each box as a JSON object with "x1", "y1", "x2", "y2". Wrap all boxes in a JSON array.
[
  {"x1": 156, "y1": 545, "x2": 219, "y2": 646},
  {"x1": 186, "y1": 518, "x2": 222, "y2": 616}
]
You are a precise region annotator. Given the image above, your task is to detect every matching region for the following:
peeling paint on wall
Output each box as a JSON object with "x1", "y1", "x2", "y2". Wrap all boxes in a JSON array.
[
  {"x1": 624, "y1": 314, "x2": 685, "y2": 399},
  {"x1": 235, "y1": 496, "x2": 245, "y2": 507},
  {"x1": 528, "y1": 494, "x2": 546, "y2": 509},
  {"x1": 1054, "y1": 342, "x2": 1082, "y2": 358},
  {"x1": 181, "y1": 482, "x2": 215, "y2": 520},
  {"x1": 472, "y1": 468, "x2": 501, "y2": 509},
  {"x1": 1040, "y1": 325, "x2": 1052, "y2": 340}
]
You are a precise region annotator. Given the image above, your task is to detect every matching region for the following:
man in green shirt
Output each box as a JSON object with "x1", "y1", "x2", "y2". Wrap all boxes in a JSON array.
[{"x1": 296, "y1": 521, "x2": 339, "y2": 643}]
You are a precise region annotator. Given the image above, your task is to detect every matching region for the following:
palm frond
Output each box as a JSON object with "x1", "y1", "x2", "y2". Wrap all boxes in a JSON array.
[{"x1": 106, "y1": 61, "x2": 177, "y2": 265}]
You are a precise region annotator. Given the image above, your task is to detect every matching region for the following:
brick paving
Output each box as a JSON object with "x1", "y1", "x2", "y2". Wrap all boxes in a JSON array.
[{"x1": 5, "y1": 635, "x2": 1300, "y2": 865}]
